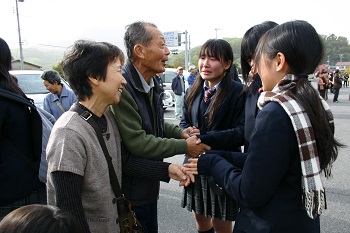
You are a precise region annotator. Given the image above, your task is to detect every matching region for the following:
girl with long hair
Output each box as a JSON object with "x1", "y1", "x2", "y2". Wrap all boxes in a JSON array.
[{"x1": 180, "y1": 39, "x2": 245, "y2": 233}]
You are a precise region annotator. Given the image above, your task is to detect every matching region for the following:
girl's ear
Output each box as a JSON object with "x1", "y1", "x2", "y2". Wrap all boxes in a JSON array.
[
  {"x1": 224, "y1": 61, "x2": 232, "y2": 71},
  {"x1": 275, "y1": 52, "x2": 287, "y2": 72}
]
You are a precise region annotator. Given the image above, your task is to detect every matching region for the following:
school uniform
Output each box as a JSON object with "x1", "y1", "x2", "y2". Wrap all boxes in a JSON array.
[{"x1": 180, "y1": 79, "x2": 245, "y2": 221}]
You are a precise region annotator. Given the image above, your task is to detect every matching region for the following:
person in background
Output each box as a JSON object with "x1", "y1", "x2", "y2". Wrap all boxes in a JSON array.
[
  {"x1": 154, "y1": 72, "x2": 163, "y2": 88},
  {"x1": 0, "y1": 204, "x2": 82, "y2": 233},
  {"x1": 332, "y1": 69, "x2": 342, "y2": 102},
  {"x1": 41, "y1": 70, "x2": 77, "y2": 120},
  {"x1": 185, "y1": 20, "x2": 343, "y2": 233},
  {"x1": 46, "y1": 40, "x2": 126, "y2": 232},
  {"x1": 180, "y1": 39, "x2": 245, "y2": 233},
  {"x1": 0, "y1": 37, "x2": 46, "y2": 219},
  {"x1": 343, "y1": 73, "x2": 349, "y2": 88},
  {"x1": 187, "y1": 65, "x2": 197, "y2": 88},
  {"x1": 317, "y1": 70, "x2": 327, "y2": 99},
  {"x1": 172, "y1": 66, "x2": 186, "y2": 119},
  {"x1": 110, "y1": 21, "x2": 209, "y2": 233}
]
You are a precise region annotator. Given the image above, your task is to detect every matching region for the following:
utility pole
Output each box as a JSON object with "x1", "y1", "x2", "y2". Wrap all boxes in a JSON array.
[
  {"x1": 188, "y1": 35, "x2": 191, "y2": 67},
  {"x1": 339, "y1": 54, "x2": 344, "y2": 63},
  {"x1": 214, "y1": 28, "x2": 221, "y2": 39},
  {"x1": 184, "y1": 30, "x2": 188, "y2": 71},
  {"x1": 15, "y1": 0, "x2": 24, "y2": 70}
]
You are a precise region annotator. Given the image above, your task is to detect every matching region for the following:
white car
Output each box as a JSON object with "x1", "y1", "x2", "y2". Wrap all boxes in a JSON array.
[
  {"x1": 9, "y1": 70, "x2": 70, "y2": 109},
  {"x1": 162, "y1": 91, "x2": 174, "y2": 109},
  {"x1": 10, "y1": 70, "x2": 48, "y2": 109},
  {"x1": 160, "y1": 68, "x2": 190, "y2": 108},
  {"x1": 161, "y1": 68, "x2": 190, "y2": 91}
]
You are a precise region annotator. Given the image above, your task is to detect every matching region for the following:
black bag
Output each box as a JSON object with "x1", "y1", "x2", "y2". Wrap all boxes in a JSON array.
[
  {"x1": 117, "y1": 196, "x2": 144, "y2": 233},
  {"x1": 71, "y1": 105, "x2": 144, "y2": 233}
]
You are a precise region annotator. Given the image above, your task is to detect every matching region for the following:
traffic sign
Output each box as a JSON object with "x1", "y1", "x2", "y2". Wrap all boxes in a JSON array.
[{"x1": 164, "y1": 31, "x2": 179, "y2": 47}]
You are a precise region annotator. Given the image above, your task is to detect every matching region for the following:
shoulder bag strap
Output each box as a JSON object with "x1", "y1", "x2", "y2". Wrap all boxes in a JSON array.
[
  {"x1": 54, "y1": 99, "x2": 66, "y2": 113},
  {"x1": 70, "y1": 104, "x2": 123, "y2": 198}
]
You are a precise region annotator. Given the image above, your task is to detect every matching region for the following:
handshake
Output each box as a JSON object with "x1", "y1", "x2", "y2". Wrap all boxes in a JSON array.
[{"x1": 168, "y1": 126, "x2": 210, "y2": 186}]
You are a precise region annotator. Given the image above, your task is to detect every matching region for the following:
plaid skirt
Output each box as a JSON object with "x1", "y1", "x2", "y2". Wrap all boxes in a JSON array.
[
  {"x1": 0, "y1": 186, "x2": 47, "y2": 219},
  {"x1": 181, "y1": 175, "x2": 238, "y2": 221}
]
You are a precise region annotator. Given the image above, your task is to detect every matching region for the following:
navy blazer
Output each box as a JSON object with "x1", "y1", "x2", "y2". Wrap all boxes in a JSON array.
[
  {"x1": 198, "y1": 102, "x2": 320, "y2": 233},
  {"x1": 179, "y1": 80, "x2": 245, "y2": 151},
  {"x1": 244, "y1": 76, "x2": 262, "y2": 152}
]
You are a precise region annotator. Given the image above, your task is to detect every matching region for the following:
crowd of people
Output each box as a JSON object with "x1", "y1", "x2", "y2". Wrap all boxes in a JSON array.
[
  {"x1": 0, "y1": 19, "x2": 345, "y2": 233},
  {"x1": 316, "y1": 68, "x2": 348, "y2": 102}
]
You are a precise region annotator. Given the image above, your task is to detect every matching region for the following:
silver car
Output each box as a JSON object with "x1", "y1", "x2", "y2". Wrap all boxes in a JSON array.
[{"x1": 9, "y1": 70, "x2": 70, "y2": 109}]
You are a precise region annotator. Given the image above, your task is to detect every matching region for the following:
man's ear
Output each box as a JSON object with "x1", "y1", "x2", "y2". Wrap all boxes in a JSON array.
[{"x1": 134, "y1": 44, "x2": 145, "y2": 59}]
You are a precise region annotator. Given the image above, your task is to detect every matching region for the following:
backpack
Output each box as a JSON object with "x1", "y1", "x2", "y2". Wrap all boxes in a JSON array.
[{"x1": 0, "y1": 88, "x2": 54, "y2": 183}]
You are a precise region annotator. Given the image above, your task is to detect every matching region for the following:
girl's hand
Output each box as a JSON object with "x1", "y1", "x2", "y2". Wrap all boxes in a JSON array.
[{"x1": 182, "y1": 157, "x2": 199, "y2": 175}]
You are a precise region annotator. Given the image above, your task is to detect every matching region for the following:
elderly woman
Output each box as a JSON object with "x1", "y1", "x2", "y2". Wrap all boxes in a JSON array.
[{"x1": 46, "y1": 40, "x2": 126, "y2": 232}]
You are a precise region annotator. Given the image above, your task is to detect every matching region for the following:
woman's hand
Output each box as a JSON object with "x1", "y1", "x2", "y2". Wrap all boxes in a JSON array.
[{"x1": 168, "y1": 163, "x2": 194, "y2": 187}]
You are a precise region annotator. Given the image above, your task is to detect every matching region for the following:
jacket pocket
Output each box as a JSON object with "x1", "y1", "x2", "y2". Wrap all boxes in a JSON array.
[{"x1": 234, "y1": 209, "x2": 271, "y2": 233}]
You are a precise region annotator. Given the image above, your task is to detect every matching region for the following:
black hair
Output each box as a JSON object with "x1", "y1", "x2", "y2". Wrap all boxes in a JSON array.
[
  {"x1": 0, "y1": 37, "x2": 24, "y2": 95},
  {"x1": 187, "y1": 39, "x2": 233, "y2": 130},
  {"x1": 254, "y1": 20, "x2": 344, "y2": 176},
  {"x1": 240, "y1": 21, "x2": 278, "y2": 86},
  {"x1": 62, "y1": 40, "x2": 124, "y2": 101},
  {"x1": 0, "y1": 204, "x2": 82, "y2": 233}
]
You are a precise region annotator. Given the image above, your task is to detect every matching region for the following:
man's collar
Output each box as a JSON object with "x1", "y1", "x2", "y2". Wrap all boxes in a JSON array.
[{"x1": 133, "y1": 64, "x2": 154, "y2": 93}]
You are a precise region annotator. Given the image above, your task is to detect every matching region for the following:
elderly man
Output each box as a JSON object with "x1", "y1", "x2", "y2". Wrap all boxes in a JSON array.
[
  {"x1": 110, "y1": 21, "x2": 210, "y2": 233},
  {"x1": 41, "y1": 70, "x2": 77, "y2": 120}
]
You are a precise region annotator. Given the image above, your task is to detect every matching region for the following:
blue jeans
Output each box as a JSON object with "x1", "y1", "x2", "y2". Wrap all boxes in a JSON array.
[{"x1": 132, "y1": 202, "x2": 158, "y2": 233}]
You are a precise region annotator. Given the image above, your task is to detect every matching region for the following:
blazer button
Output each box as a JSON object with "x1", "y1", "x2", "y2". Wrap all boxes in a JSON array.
[{"x1": 112, "y1": 197, "x2": 117, "y2": 204}]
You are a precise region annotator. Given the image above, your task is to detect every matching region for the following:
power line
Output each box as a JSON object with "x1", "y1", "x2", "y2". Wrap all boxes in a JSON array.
[{"x1": 36, "y1": 44, "x2": 69, "y2": 48}]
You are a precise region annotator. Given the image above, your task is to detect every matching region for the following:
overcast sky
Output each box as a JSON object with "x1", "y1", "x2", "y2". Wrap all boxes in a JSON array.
[{"x1": 1, "y1": 0, "x2": 349, "y2": 55}]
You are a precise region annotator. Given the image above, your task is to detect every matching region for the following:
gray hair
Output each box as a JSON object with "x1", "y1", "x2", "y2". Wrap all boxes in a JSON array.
[
  {"x1": 124, "y1": 21, "x2": 157, "y2": 62},
  {"x1": 41, "y1": 70, "x2": 62, "y2": 85}
]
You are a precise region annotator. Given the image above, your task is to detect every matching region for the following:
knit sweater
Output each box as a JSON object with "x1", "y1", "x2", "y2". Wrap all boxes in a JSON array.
[{"x1": 47, "y1": 109, "x2": 121, "y2": 233}]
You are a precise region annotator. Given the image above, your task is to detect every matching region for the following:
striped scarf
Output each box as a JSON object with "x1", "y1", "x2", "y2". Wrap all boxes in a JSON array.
[{"x1": 257, "y1": 74, "x2": 333, "y2": 219}]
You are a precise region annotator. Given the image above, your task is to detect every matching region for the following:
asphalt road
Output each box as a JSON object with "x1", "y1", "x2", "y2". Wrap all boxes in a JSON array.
[{"x1": 158, "y1": 86, "x2": 350, "y2": 233}]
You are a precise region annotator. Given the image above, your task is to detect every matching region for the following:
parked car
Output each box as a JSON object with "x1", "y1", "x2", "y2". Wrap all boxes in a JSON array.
[
  {"x1": 161, "y1": 68, "x2": 190, "y2": 91},
  {"x1": 162, "y1": 91, "x2": 174, "y2": 109},
  {"x1": 9, "y1": 70, "x2": 70, "y2": 109},
  {"x1": 159, "y1": 68, "x2": 190, "y2": 109}
]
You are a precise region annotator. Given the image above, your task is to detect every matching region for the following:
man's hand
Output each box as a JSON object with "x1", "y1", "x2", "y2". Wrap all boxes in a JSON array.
[
  {"x1": 181, "y1": 126, "x2": 200, "y2": 139},
  {"x1": 168, "y1": 163, "x2": 194, "y2": 187},
  {"x1": 186, "y1": 136, "x2": 211, "y2": 157}
]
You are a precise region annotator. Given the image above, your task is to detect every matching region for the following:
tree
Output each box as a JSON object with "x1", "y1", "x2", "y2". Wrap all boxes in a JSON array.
[
  {"x1": 321, "y1": 34, "x2": 350, "y2": 65},
  {"x1": 52, "y1": 61, "x2": 65, "y2": 81}
]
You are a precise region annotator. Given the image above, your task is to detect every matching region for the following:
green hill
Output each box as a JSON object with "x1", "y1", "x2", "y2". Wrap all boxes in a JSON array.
[{"x1": 11, "y1": 46, "x2": 66, "y2": 70}]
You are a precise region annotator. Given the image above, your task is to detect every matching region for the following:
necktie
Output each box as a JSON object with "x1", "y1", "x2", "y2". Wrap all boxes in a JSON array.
[{"x1": 204, "y1": 88, "x2": 216, "y2": 103}]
